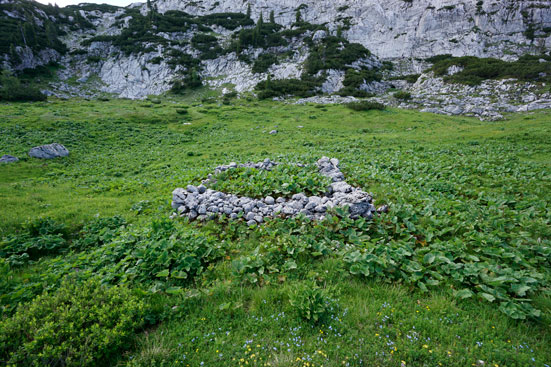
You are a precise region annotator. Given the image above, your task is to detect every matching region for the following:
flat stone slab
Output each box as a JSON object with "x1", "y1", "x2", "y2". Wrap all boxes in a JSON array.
[
  {"x1": 0, "y1": 155, "x2": 19, "y2": 163},
  {"x1": 28, "y1": 143, "x2": 69, "y2": 159}
]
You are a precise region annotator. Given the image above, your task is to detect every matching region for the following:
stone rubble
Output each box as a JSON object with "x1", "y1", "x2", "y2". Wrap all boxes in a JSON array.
[
  {"x1": 171, "y1": 157, "x2": 377, "y2": 225},
  {"x1": 28, "y1": 143, "x2": 69, "y2": 159}
]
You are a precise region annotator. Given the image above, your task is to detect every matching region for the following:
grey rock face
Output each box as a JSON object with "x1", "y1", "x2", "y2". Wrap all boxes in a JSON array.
[
  {"x1": 171, "y1": 156, "x2": 379, "y2": 224},
  {"x1": 28, "y1": 144, "x2": 69, "y2": 159},
  {"x1": 155, "y1": 0, "x2": 550, "y2": 59},
  {"x1": 0, "y1": 155, "x2": 19, "y2": 163}
]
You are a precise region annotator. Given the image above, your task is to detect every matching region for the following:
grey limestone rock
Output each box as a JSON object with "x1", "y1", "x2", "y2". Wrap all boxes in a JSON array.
[
  {"x1": 0, "y1": 155, "x2": 19, "y2": 163},
  {"x1": 28, "y1": 144, "x2": 69, "y2": 159}
]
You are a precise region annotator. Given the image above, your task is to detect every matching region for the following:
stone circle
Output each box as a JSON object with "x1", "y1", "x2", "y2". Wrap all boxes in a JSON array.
[{"x1": 171, "y1": 157, "x2": 381, "y2": 225}]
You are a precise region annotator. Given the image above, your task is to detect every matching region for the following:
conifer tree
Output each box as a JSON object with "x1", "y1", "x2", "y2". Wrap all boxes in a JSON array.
[
  {"x1": 246, "y1": 4, "x2": 251, "y2": 19},
  {"x1": 46, "y1": 22, "x2": 58, "y2": 47},
  {"x1": 23, "y1": 23, "x2": 36, "y2": 47},
  {"x1": 269, "y1": 10, "x2": 275, "y2": 24}
]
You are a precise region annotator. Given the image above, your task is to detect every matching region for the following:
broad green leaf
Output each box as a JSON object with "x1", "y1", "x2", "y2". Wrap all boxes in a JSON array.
[{"x1": 156, "y1": 269, "x2": 170, "y2": 277}]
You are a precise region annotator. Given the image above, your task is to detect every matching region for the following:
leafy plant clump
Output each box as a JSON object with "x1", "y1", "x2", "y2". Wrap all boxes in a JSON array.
[
  {"x1": 0, "y1": 278, "x2": 146, "y2": 367},
  {"x1": 0, "y1": 217, "x2": 68, "y2": 266},
  {"x1": 206, "y1": 164, "x2": 332, "y2": 199},
  {"x1": 289, "y1": 282, "x2": 339, "y2": 324}
]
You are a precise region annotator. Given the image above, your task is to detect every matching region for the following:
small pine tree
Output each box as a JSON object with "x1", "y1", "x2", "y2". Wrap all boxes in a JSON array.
[
  {"x1": 147, "y1": 0, "x2": 151, "y2": 10},
  {"x1": 258, "y1": 12, "x2": 264, "y2": 27},
  {"x1": 23, "y1": 23, "x2": 37, "y2": 47},
  {"x1": 45, "y1": 22, "x2": 58, "y2": 47},
  {"x1": 235, "y1": 37, "x2": 242, "y2": 54},
  {"x1": 269, "y1": 10, "x2": 275, "y2": 24},
  {"x1": 246, "y1": 4, "x2": 251, "y2": 19},
  {"x1": 336, "y1": 26, "x2": 343, "y2": 39},
  {"x1": 295, "y1": 9, "x2": 302, "y2": 23},
  {"x1": 9, "y1": 43, "x2": 20, "y2": 64}
]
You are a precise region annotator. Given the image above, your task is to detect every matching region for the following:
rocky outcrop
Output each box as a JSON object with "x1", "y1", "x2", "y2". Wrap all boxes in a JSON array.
[
  {"x1": 155, "y1": 0, "x2": 551, "y2": 59},
  {"x1": 171, "y1": 157, "x2": 376, "y2": 224},
  {"x1": 28, "y1": 144, "x2": 69, "y2": 159},
  {"x1": 1, "y1": 0, "x2": 550, "y2": 112}
]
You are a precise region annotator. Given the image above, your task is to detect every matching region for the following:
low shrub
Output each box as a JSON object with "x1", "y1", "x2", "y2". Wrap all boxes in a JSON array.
[
  {"x1": 428, "y1": 54, "x2": 551, "y2": 85},
  {"x1": 345, "y1": 101, "x2": 385, "y2": 111},
  {"x1": 255, "y1": 76, "x2": 323, "y2": 99},
  {"x1": 252, "y1": 53, "x2": 278, "y2": 74},
  {"x1": 0, "y1": 71, "x2": 46, "y2": 102},
  {"x1": 394, "y1": 90, "x2": 412, "y2": 100},
  {"x1": 86, "y1": 55, "x2": 101, "y2": 63},
  {"x1": 389, "y1": 74, "x2": 421, "y2": 83},
  {"x1": 0, "y1": 278, "x2": 146, "y2": 367}
]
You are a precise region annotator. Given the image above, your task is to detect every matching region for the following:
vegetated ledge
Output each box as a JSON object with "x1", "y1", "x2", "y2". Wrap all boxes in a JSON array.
[{"x1": 171, "y1": 157, "x2": 387, "y2": 225}]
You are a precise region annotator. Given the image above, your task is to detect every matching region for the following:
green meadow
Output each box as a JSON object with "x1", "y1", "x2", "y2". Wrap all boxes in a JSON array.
[{"x1": 0, "y1": 97, "x2": 550, "y2": 366}]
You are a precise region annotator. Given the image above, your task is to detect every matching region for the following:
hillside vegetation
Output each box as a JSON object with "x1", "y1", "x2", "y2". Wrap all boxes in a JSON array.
[{"x1": 0, "y1": 97, "x2": 550, "y2": 366}]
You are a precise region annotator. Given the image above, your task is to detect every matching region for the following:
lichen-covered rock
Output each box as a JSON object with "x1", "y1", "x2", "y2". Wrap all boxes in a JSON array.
[
  {"x1": 28, "y1": 144, "x2": 69, "y2": 159},
  {"x1": 0, "y1": 155, "x2": 19, "y2": 163}
]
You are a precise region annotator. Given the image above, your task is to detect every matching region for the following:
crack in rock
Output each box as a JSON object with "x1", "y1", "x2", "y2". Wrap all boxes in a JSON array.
[{"x1": 171, "y1": 157, "x2": 377, "y2": 225}]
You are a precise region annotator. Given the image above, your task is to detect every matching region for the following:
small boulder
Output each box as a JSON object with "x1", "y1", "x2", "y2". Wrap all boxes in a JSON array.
[
  {"x1": 0, "y1": 155, "x2": 19, "y2": 163},
  {"x1": 269, "y1": 130, "x2": 278, "y2": 135},
  {"x1": 28, "y1": 143, "x2": 69, "y2": 159}
]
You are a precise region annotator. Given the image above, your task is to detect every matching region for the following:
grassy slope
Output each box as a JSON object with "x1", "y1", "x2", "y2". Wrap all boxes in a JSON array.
[{"x1": 0, "y1": 97, "x2": 550, "y2": 366}]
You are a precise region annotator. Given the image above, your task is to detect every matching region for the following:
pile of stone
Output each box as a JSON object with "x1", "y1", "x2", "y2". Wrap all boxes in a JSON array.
[{"x1": 171, "y1": 157, "x2": 380, "y2": 225}]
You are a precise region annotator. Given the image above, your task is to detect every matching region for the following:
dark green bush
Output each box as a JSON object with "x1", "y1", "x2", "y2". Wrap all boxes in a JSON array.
[
  {"x1": 428, "y1": 54, "x2": 551, "y2": 85},
  {"x1": 0, "y1": 278, "x2": 146, "y2": 367},
  {"x1": 191, "y1": 33, "x2": 223, "y2": 59},
  {"x1": 86, "y1": 55, "x2": 101, "y2": 63},
  {"x1": 394, "y1": 90, "x2": 412, "y2": 100},
  {"x1": 199, "y1": 12, "x2": 254, "y2": 30},
  {"x1": 0, "y1": 71, "x2": 46, "y2": 102},
  {"x1": 345, "y1": 101, "x2": 385, "y2": 111},
  {"x1": 255, "y1": 76, "x2": 323, "y2": 99},
  {"x1": 252, "y1": 53, "x2": 278, "y2": 74},
  {"x1": 305, "y1": 36, "x2": 371, "y2": 75},
  {"x1": 337, "y1": 68, "x2": 382, "y2": 96},
  {"x1": 150, "y1": 56, "x2": 163, "y2": 64}
]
